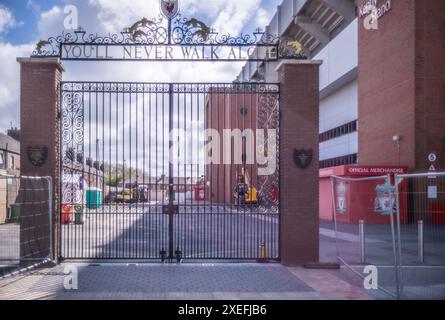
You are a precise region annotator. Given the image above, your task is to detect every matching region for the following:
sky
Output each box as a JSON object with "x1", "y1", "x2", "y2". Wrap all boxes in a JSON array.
[
  {"x1": 0, "y1": 0, "x2": 282, "y2": 178},
  {"x1": 0, "y1": 0, "x2": 282, "y2": 132}
]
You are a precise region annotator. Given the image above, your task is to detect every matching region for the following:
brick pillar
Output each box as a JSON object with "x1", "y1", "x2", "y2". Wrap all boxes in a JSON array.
[
  {"x1": 17, "y1": 57, "x2": 64, "y2": 261},
  {"x1": 276, "y1": 60, "x2": 322, "y2": 266}
]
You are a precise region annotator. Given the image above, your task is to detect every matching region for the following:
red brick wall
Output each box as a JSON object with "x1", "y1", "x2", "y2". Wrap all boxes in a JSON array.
[
  {"x1": 18, "y1": 58, "x2": 63, "y2": 260},
  {"x1": 205, "y1": 90, "x2": 259, "y2": 204},
  {"x1": 414, "y1": 0, "x2": 445, "y2": 171},
  {"x1": 358, "y1": 0, "x2": 416, "y2": 168},
  {"x1": 278, "y1": 61, "x2": 320, "y2": 265},
  {"x1": 358, "y1": 0, "x2": 445, "y2": 170}
]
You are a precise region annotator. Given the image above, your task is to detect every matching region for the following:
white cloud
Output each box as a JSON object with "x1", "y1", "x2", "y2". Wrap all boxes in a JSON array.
[
  {"x1": 0, "y1": 5, "x2": 22, "y2": 35},
  {"x1": 37, "y1": 6, "x2": 64, "y2": 37},
  {"x1": 212, "y1": 0, "x2": 261, "y2": 36},
  {"x1": 1, "y1": 0, "x2": 265, "y2": 141},
  {"x1": 0, "y1": 42, "x2": 34, "y2": 130},
  {"x1": 27, "y1": 0, "x2": 41, "y2": 15},
  {"x1": 88, "y1": 0, "x2": 159, "y2": 33},
  {"x1": 255, "y1": 8, "x2": 271, "y2": 29},
  {"x1": 87, "y1": 0, "x2": 262, "y2": 35}
]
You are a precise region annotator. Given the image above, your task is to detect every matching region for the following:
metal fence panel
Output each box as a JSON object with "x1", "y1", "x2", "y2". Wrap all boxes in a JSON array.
[
  {"x1": 395, "y1": 172, "x2": 445, "y2": 299},
  {"x1": 331, "y1": 175, "x2": 400, "y2": 299},
  {"x1": 0, "y1": 176, "x2": 52, "y2": 277},
  {"x1": 60, "y1": 82, "x2": 280, "y2": 261}
]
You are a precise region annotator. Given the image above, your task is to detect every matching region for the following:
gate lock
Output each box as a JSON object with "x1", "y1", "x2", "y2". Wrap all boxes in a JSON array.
[{"x1": 162, "y1": 205, "x2": 179, "y2": 215}]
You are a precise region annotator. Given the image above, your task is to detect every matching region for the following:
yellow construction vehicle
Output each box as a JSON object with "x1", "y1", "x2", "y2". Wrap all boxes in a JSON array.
[
  {"x1": 234, "y1": 168, "x2": 258, "y2": 205},
  {"x1": 115, "y1": 189, "x2": 133, "y2": 203}
]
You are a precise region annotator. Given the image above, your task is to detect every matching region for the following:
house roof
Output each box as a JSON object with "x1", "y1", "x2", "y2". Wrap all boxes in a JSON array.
[{"x1": 0, "y1": 133, "x2": 20, "y2": 154}]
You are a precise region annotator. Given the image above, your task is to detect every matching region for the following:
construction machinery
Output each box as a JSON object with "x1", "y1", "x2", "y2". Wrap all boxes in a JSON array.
[
  {"x1": 234, "y1": 168, "x2": 258, "y2": 205},
  {"x1": 114, "y1": 185, "x2": 149, "y2": 204},
  {"x1": 115, "y1": 189, "x2": 133, "y2": 203}
]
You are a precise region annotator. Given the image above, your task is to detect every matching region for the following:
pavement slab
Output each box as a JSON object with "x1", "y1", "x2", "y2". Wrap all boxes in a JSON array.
[{"x1": 0, "y1": 262, "x2": 372, "y2": 300}]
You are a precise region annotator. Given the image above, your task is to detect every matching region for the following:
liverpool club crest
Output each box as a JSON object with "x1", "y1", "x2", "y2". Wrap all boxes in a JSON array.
[
  {"x1": 160, "y1": 0, "x2": 179, "y2": 20},
  {"x1": 27, "y1": 146, "x2": 48, "y2": 167},
  {"x1": 294, "y1": 148, "x2": 313, "y2": 169}
]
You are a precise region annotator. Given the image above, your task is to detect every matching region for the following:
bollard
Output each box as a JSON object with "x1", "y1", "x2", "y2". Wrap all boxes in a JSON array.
[
  {"x1": 418, "y1": 220, "x2": 424, "y2": 263},
  {"x1": 359, "y1": 220, "x2": 365, "y2": 264},
  {"x1": 260, "y1": 241, "x2": 266, "y2": 259}
]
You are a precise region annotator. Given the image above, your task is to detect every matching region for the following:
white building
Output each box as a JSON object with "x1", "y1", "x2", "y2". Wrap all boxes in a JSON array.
[{"x1": 236, "y1": 0, "x2": 358, "y2": 168}]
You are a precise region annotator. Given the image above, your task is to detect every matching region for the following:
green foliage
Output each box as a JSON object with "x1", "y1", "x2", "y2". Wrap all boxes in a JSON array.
[{"x1": 102, "y1": 162, "x2": 147, "y2": 186}]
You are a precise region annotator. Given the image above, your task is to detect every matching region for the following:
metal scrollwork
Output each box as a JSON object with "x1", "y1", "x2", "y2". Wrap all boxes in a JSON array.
[{"x1": 32, "y1": 13, "x2": 307, "y2": 60}]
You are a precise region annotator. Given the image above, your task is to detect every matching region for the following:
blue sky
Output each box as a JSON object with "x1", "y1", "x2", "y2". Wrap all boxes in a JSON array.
[
  {"x1": 1, "y1": 0, "x2": 282, "y2": 44},
  {"x1": 0, "y1": 0, "x2": 60, "y2": 44},
  {"x1": 0, "y1": 0, "x2": 282, "y2": 131}
]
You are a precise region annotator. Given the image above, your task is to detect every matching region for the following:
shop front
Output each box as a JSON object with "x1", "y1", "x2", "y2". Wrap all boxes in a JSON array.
[{"x1": 320, "y1": 165, "x2": 409, "y2": 224}]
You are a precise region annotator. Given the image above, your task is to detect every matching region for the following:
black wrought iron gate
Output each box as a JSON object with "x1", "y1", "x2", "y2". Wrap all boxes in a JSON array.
[{"x1": 61, "y1": 82, "x2": 280, "y2": 261}]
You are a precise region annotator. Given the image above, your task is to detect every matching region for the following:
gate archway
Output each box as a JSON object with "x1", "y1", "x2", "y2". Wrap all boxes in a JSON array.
[{"x1": 19, "y1": 2, "x2": 321, "y2": 265}]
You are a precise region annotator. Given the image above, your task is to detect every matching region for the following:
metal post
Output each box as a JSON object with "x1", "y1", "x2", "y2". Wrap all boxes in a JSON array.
[
  {"x1": 418, "y1": 220, "x2": 424, "y2": 263},
  {"x1": 330, "y1": 176, "x2": 340, "y2": 261},
  {"x1": 390, "y1": 175, "x2": 401, "y2": 299},
  {"x1": 168, "y1": 83, "x2": 174, "y2": 261},
  {"x1": 44, "y1": 177, "x2": 54, "y2": 261},
  {"x1": 359, "y1": 219, "x2": 365, "y2": 264},
  {"x1": 168, "y1": 18, "x2": 172, "y2": 45}
]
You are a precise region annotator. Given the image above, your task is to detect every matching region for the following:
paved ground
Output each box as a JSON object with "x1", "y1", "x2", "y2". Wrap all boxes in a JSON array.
[
  {"x1": 0, "y1": 263, "x2": 372, "y2": 300},
  {"x1": 2, "y1": 205, "x2": 445, "y2": 300},
  {"x1": 61, "y1": 205, "x2": 279, "y2": 260},
  {"x1": 320, "y1": 220, "x2": 445, "y2": 266},
  {"x1": 319, "y1": 220, "x2": 445, "y2": 300},
  {"x1": 0, "y1": 223, "x2": 19, "y2": 261}
]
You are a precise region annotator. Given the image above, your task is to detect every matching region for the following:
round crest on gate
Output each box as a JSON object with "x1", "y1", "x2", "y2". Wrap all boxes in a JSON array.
[{"x1": 160, "y1": 0, "x2": 179, "y2": 20}]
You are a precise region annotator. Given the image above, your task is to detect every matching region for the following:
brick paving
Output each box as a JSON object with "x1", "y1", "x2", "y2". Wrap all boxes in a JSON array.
[{"x1": 0, "y1": 263, "x2": 372, "y2": 300}]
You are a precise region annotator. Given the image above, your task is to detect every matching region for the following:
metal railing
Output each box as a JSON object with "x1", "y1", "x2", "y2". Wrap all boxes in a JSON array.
[
  {"x1": 60, "y1": 82, "x2": 280, "y2": 261},
  {"x1": 330, "y1": 175, "x2": 400, "y2": 299},
  {"x1": 331, "y1": 172, "x2": 445, "y2": 300},
  {"x1": 0, "y1": 176, "x2": 53, "y2": 278},
  {"x1": 394, "y1": 172, "x2": 445, "y2": 299}
]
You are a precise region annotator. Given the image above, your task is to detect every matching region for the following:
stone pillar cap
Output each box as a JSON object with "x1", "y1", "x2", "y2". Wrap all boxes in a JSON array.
[
  {"x1": 275, "y1": 59, "x2": 323, "y2": 72},
  {"x1": 17, "y1": 57, "x2": 65, "y2": 72}
]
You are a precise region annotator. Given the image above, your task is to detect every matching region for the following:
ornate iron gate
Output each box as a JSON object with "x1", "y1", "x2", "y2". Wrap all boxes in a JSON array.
[{"x1": 61, "y1": 82, "x2": 280, "y2": 260}]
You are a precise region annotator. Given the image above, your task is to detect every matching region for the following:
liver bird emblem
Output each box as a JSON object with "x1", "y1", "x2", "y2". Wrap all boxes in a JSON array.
[
  {"x1": 36, "y1": 40, "x2": 50, "y2": 54},
  {"x1": 160, "y1": 0, "x2": 179, "y2": 19},
  {"x1": 128, "y1": 17, "x2": 155, "y2": 40},
  {"x1": 184, "y1": 18, "x2": 210, "y2": 42},
  {"x1": 165, "y1": 2, "x2": 175, "y2": 13},
  {"x1": 128, "y1": 18, "x2": 156, "y2": 40},
  {"x1": 294, "y1": 149, "x2": 313, "y2": 169},
  {"x1": 287, "y1": 40, "x2": 303, "y2": 55}
]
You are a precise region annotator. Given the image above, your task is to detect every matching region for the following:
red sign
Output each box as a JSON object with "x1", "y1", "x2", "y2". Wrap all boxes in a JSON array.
[{"x1": 320, "y1": 165, "x2": 408, "y2": 177}]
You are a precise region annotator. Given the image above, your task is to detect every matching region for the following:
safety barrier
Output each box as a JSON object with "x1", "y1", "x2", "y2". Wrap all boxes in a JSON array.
[{"x1": 0, "y1": 176, "x2": 52, "y2": 278}]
